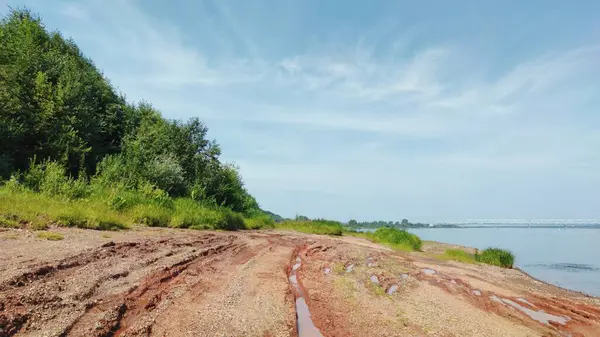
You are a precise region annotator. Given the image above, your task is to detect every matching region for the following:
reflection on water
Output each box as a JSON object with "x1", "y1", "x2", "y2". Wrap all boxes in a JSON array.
[{"x1": 526, "y1": 263, "x2": 599, "y2": 272}]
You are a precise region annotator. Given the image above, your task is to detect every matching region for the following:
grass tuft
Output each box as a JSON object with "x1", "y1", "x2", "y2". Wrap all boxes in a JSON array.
[
  {"x1": 36, "y1": 231, "x2": 64, "y2": 241},
  {"x1": 275, "y1": 219, "x2": 343, "y2": 236},
  {"x1": 131, "y1": 204, "x2": 171, "y2": 227},
  {"x1": 476, "y1": 248, "x2": 515, "y2": 268},
  {"x1": 439, "y1": 249, "x2": 477, "y2": 263},
  {"x1": 371, "y1": 227, "x2": 422, "y2": 251}
]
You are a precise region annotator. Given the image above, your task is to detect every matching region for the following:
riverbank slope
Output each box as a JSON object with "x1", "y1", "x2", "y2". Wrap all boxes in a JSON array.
[{"x1": 1, "y1": 227, "x2": 599, "y2": 336}]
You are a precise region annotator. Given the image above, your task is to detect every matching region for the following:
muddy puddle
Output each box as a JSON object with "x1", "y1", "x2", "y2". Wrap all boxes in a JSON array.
[
  {"x1": 289, "y1": 256, "x2": 323, "y2": 337},
  {"x1": 490, "y1": 295, "x2": 570, "y2": 325}
]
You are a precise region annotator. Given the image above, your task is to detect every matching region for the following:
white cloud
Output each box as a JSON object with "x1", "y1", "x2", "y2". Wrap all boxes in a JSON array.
[{"x1": 22, "y1": 0, "x2": 600, "y2": 220}]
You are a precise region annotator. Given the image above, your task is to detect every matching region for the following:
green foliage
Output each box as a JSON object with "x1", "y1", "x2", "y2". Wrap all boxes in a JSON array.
[
  {"x1": 169, "y1": 198, "x2": 223, "y2": 229},
  {"x1": 22, "y1": 160, "x2": 90, "y2": 199},
  {"x1": 0, "y1": 9, "x2": 261, "y2": 215},
  {"x1": 370, "y1": 227, "x2": 422, "y2": 251},
  {"x1": 439, "y1": 249, "x2": 477, "y2": 263},
  {"x1": 244, "y1": 213, "x2": 275, "y2": 230},
  {"x1": 36, "y1": 231, "x2": 64, "y2": 241},
  {"x1": 345, "y1": 219, "x2": 430, "y2": 229},
  {"x1": 0, "y1": 186, "x2": 129, "y2": 230},
  {"x1": 215, "y1": 209, "x2": 246, "y2": 231},
  {"x1": 131, "y1": 204, "x2": 172, "y2": 227},
  {"x1": 275, "y1": 219, "x2": 343, "y2": 236},
  {"x1": 476, "y1": 248, "x2": 515, "y2": 268},
  {"x1": 0, "y1": 10, "x2": 127, "y2": 177}
]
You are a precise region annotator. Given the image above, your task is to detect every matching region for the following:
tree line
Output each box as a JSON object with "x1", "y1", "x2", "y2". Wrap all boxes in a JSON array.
[{"x1": 0, "y1": 9, "x2": 258, "y2": 214}]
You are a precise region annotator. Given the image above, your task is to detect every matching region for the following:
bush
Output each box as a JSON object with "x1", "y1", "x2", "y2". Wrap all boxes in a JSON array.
[
  {"x1": 476, "y1": 248, "x2": 515, "y2": 268},
  {"x1": 23, "y1": 161, "x2": 90, "y2": 199},
  {"x1": 371, "y1": 227, "x2": 422, "y2": 251},
  {"x1": 145, "y1": 153, "x2": 186, "y2": 195},
  {"x1": 131, "y1": 204, "x2": 171, "y2": 227}
]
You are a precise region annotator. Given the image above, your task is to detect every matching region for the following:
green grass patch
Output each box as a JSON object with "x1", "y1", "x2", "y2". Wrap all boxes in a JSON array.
[
  {"x1": 476, "y1": 248, "x2": 515, "y2": 268},
  {"x1": 344, "y1": 227, "x2": 422, "y2": 251},
  {"x1": 244, "y1": 213, "x2": 275, "y2": 230},
  {"x1": 439, "y1": 249, "x2": 477, "y2": 263},
  {"x1": 36, "y1": 231, "x2": 64, "y2": 241},
  {"x1": 0, "y1": 187, "x2": 130, "y2": 230},
  {"x1": 371, "y1": 227, "x2": 422, "y2": 251},
  {"x1": 130, "y1": 204, "x2": 171, "y2": 227},
  {"x1": 275, "y1": 219, "x2": 343, "y2": 236},
  {"x1": 170, "y1": 198, "x2": 221, "y2": 229}
]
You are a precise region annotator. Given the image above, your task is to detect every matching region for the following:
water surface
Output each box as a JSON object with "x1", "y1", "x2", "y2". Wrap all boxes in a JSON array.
[{"x1": 396, "y1": 228, "x2": 599, "y2": 296}]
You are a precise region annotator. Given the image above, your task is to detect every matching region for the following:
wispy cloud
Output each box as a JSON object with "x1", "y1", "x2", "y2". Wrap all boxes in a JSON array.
[{"x1": 17, "y1": 0, "x2": 600, "y2": 220}]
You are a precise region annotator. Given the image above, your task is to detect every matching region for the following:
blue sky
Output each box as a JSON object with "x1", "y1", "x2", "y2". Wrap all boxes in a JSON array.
[{"x1": 5, "y1": 0, "x2": 600, "y2": 222}]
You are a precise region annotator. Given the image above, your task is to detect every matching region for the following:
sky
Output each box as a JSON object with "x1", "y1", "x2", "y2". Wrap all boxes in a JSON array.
[{"x1": 4, "y1": 0, "x2": 600, "y2": 223}]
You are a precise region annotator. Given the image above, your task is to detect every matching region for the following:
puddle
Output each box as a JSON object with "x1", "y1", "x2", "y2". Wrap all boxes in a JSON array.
[
  {"x1": 490, "y1": 295, "x2": 503, "y2": 303},
  {"x1": 323, "y1": 267, "x2": 331, "y2": 275},
  {"x1": 501, "y1": 298, "x2": 570, "y2": 325},
  {"x1": 516, "y1": 298, "x2": 535, "y2": 307},
  {"x1": 289, "y1": 256, "x2": 323, "y2": 337},
  {"x1": 345, "y1": 264, "x2": 354, "y2": 273},
  {"x1": 489, "y1": 294, "x2": 570, "y2": 325},
  {"x1": 421, "y1": 268, "x2": 436, "y2": 275},
  {"x1": 370, "y1": 275, "x2": 379, "y2": 284},
  {"x1": 472, "y1": 290, "x2": 481, "y2": 296},
  {"x1": 387, "y1": 284, "x2": 399, "y2": 295},
  {"x1": 296, "y1": 298, "x2": 323, "y2": 336}
]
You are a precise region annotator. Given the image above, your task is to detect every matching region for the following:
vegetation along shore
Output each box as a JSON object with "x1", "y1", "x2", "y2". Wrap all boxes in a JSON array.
[{"x1": 1, "y1": 9, "x2": 599, "y2": 337}]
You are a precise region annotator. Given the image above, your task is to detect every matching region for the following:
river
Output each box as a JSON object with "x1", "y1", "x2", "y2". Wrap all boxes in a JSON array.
[{"x1": 364, "y1": 227, "x2": 600, "y2": 296}]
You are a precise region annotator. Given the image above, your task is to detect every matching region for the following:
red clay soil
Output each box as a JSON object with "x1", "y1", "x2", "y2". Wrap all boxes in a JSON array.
[{"x1": 0, "y1": 228, "x2": 599, "y2": 336}]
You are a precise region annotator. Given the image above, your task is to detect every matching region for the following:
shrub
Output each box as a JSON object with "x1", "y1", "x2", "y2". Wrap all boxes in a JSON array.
[
  {"x1": 131, "y1": 204, "x2": 171, "y2": 227},
  {"x1": 23, "y1": 161, "x2": 90, "y2": 199},
  {"x1": 145, "y1": 153, "x2": 186, "y2": 195},
  {"x1": 371, "y1": 227, "x2": 422, "y2": 251},
  {"x1": 476, "y1": 248, "x2": 514, "y2": 268},
  {"x1": 36, "y1": 231, "x2": 64, "y2": 241},
  {"x1": 138, "y1": 181, "x2": 173, "y2": 208}
]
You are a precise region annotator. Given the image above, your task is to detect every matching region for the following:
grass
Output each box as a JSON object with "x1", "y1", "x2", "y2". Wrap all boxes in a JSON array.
[
  {"x1": 344, "y1": 227, "x2": 422, "y2": 251},
  {"x1": 438, "y1": 249, "x2": 477, "y2": 263},
  {"x1": 476, "y1": 248, "x2": 515, "y2": 268},
  {"x1": 36, "y1": 231, "x2": 64, "y2": 241},
  {"x1": 0, "y1": 184, "x2": 268, "y2": 232},
  {"x1": 436, "y1": 247, "x2": 514, "y2": 268},
  {"x1": 274, "y1": 219, "x2": 344, "y2": 236},
  {"x1": 131, "y1": 204, "x2": 171, "y2": 227},
  {"x1": 0, "y1": 187, "x2": 130, "y2": 230}
]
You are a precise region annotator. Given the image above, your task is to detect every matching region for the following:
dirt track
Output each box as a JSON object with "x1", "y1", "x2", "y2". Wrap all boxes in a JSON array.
[{"x1": 1, "y1": 228, "x2": 599, "y2": 337}]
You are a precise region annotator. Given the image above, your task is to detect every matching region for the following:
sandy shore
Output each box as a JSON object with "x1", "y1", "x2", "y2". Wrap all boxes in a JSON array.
[{"x1": 1, "y1": 227, "x2": 599, "y2": 336}]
